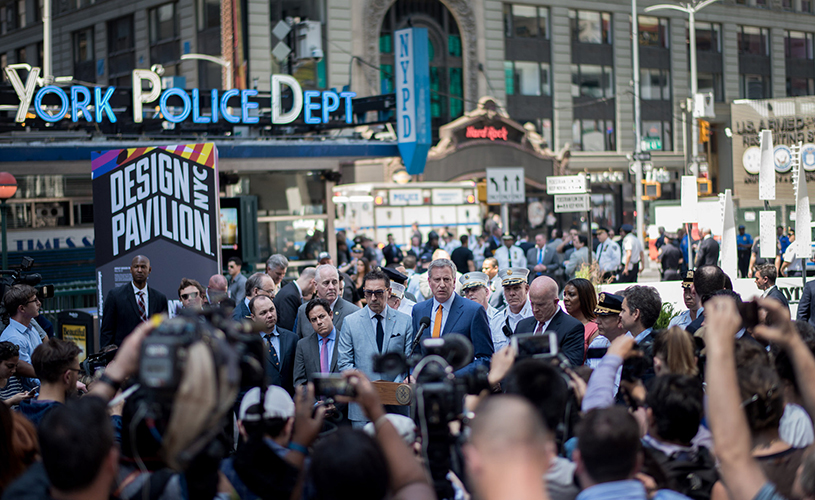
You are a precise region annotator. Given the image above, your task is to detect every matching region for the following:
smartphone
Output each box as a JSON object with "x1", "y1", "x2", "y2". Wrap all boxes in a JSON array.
[
  {"x1": 511, "y1": 333, "x2": 558, "y2": 359},
  {"x1": 27, "y1": 388, "x2": 38, "y2": 398},
  {"x1": 738, "y1": 300, "x2": 760, "y2": 330},
  {"x1": 312, "y1": 374, "x2": 356, "y2": 398}
]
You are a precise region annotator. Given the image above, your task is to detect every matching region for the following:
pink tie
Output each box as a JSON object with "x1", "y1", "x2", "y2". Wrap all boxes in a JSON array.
[
  {"x1": 534, "y1": 322, "x2": 543, "y2": 334},
  {"x1": 320, "y1": 337, "x2": 330, "y2": 373}
]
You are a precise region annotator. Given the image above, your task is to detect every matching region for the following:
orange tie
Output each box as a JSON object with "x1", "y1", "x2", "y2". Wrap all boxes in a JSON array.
[{"x1": 432, "y1": 304, "x2": 443, "y2": 338}]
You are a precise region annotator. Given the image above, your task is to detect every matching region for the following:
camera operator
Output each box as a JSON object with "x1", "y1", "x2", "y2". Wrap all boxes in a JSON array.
[
  {"x1": 220, "y1": 385, "x2": 325, "y2": 500},
  {"x1": 306, "y1": 370, "x2": 435, "y2": 500},
  {"x1": 0, "y1": 285, "x2": 45, "y2": 386}
]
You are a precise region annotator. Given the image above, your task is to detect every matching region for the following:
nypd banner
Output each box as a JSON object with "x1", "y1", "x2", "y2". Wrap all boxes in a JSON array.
[{"x1": 92, "y1": 143, "x2": 221, "y2": 308}]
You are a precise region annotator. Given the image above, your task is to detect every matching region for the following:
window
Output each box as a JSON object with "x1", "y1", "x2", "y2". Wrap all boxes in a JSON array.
[
  {"x1": 505, "y1": 61, "x2": 550, "y2": 96},
  {"x1": 16, "y1": 46, "x2": 25, "y2": 64},
  {"x1": 802, "y1": 0, "x2": 813, "y2": 12},
  {"x1": 738, "y1": 26, "x2": 770, "y2": 56},
  {"x1": 641, "y1": 68, "x2": 670, "y2": 100},
  {"x1": 4, "y1": 2, "x2": 15, "y2": 31},
  {"x1": 693, "y1": 22, "x2": 721, "y2": 52},
  {"x1": 698, "y1": 72, "x2": 724, "y2": 102},
  {"x1": 17, "y1": 0, "x2": 25, "y2": 29},
  {"x1": 149, "y1": 3, "x2": 179, "y2": 72},
  {"x1": 787, "y1": 77, "x2": 815, "y2": 96},
  {"x1": 639, "y1": 16, "x2": 669, "y2": 48},
  {"x1": 571, "y1": 64, "x2": 614, "y2": 98},
  {"x1": 755, "y1": 0, "x2": 768, "y2": 7},
  {"x1": 569, "y1": 10, "x2": 612, "y2": 44},
  {"x1": 198, "y1": 0, "x2": 220, "y2": 31},
  {"x1": 740, "y1": 74, "x2": 771, "y2": 98},
  {"x1": 786, "y1": 31, "x2": 814, "y2": 59},
  {"x1": 642, "y1": 121, "x2": 672, "y2": 151},
  {"x1": 73, "y1": 28, "x2": 94, "y2": 83},
  {"x1": 108, "y1": 16, "x2": 135, "y2": 86},
  {"x1": 0, "y1": 54, "x2": 6, "y2": 80},
  {"x1": 782, "y1": 0, "x2": 793, "y2": 9},
  {"x1": 504, "y1": 4, "x2": 549, "y2": 39},
  {"x1": 380, "y1": 64, "x2": 393, "y2": 93},
  {"x1": 573, "y1": 119, "x2": 615, "y2": 151}
]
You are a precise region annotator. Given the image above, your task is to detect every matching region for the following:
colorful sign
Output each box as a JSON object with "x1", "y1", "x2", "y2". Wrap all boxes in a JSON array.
[
  {"x1": 92, "y1": 143, "x2": 221, "y2": 308},
  {"x1": 1, "y1": 64, "x2": 355, "y2": 125},
  {"x1": 395, "y1": 28, "x2": 432, "y2": 175}
]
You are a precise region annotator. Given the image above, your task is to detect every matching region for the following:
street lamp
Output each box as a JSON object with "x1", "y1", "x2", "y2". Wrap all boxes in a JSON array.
[
  {"x1": 645, "y1": 0, "x2": 719, "y2": 176},
  {"x1": 180, "y1": 54, "x2": 233, "y2": 90},
  {"x1": 0, "y1": 173, "x2": 18, "y2": 271}
]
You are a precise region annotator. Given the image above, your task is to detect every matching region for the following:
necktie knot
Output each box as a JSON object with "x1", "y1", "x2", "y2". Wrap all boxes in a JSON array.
[
  {"x1": 321, "y1": 336, "x2": 330, "y2": 345},
  {"x1": 374, "y1": 313, "x2": 383, "y2": 321}
]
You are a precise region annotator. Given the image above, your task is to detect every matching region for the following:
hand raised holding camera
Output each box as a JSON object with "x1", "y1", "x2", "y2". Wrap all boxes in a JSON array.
[
  {"x1": 337, "y1": 370, "x2": 386, "y2": 423},
  {"x1": 753, "y1": 297, "x2": 798, "y2": 348},
  {"x1": 607, "y1": 335, "x2": 638, "y2": 360}
]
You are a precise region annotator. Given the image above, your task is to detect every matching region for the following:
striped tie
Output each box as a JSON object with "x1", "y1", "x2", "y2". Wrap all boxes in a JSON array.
[{"x1": 137, "y1": 291, "x2": 148, "y2": 322}]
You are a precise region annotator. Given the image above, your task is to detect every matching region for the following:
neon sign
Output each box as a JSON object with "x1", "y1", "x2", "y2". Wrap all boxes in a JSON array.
[
  {"x1": 2, "y1": 64, "x2": 355, "y2": 125},
  {"x1": 465, "y1": 125, "x2": 508, "y2": 141}
]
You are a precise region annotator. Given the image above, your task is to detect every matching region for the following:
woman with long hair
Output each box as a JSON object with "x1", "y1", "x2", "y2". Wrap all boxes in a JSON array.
[
  {"x1": 562, "y1": 278, "x2": 599, "y2": 359},
  {"x1": 354, "y1": 258, "x2": 372, "y2": 306},
  {"x1": 652, "y1": 327, "x2": 698, "y2": 377}
]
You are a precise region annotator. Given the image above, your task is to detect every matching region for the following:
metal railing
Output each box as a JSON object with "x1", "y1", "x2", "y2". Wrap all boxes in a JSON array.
[{"x1": 40, "y1": 280, "x2": 97, "y2": 325}]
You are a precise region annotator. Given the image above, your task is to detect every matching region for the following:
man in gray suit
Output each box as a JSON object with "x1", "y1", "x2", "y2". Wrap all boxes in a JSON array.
[
  {"x1": 293, "y1": 265, "x2": 359, "y2": 338},
  {"x1": 293, "y1": 298, "x2": 341, "y2": 388},
  {"x1": 338, "y1": 269, "x2": 414, "y2": 427}
]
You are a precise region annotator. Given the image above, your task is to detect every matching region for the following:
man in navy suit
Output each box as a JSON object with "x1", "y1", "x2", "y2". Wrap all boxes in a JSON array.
[
  {"x1": 411, "y1": 259, "x2": 493, "y2": 375},
  {"x1": 514, "y1": 276, "x2": 584, "y2": 366},
  {"x1": 99, "y1": 255, "x2": 168, "y2": 347},
  {"x1": 274, "y1": 268, "x2": 316, "y2": 331},
  {"x1": 232, "y1": 273, "x2": 275, "y2": 322},
  {"x1": 250, "y1": 295, "x2": 298, "y2": 395}
]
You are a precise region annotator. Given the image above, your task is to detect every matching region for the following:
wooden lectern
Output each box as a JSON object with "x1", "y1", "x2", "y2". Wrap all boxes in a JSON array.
[{"x1": 371, "y1": 381, "x2": 413, "y2": 406}]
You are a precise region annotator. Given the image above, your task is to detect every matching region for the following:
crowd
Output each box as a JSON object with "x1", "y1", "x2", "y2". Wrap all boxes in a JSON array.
[{"x1": 1, "y1": 221, "x2": 815, "y2": 500}]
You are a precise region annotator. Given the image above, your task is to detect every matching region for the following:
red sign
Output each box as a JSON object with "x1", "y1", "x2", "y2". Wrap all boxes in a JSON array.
[{"x1": 465, "y1": 125, "x2": 508, "y2": 141}]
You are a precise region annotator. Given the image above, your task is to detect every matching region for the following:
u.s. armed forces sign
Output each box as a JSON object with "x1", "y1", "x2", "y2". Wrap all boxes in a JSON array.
[{"x1": 92, "y1": 143, "x2": 221, "y2": 302}]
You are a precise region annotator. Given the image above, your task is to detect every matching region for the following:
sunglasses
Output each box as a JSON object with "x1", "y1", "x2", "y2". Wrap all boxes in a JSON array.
[
  {"x1": 363, "y1": 289, "x2": 387, "y2": 298},
  {"x1": 181, "y1": 291, "x2": 199, "y2": 300}
]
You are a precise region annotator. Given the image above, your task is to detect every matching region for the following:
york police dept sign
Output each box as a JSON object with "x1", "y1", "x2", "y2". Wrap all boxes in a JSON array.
[{"x1": 1, "y1": 64, "x2": 355, "y2": 125}]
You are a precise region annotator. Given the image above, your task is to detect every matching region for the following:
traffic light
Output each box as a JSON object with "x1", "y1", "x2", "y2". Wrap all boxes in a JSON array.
[
  {"x1": 699, "y1": 119, "x2": 710, "y2": 143},
  {"x1": 641, "y1": 180, "x2": 661, "y2": 200},
  {"x1": 697, "y1": 177, "x2": 712, "y2": 196}
]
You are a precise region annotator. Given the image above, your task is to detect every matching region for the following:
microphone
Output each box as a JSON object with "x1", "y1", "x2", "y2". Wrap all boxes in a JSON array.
[{"x1": 409, "y1": 316, "x2": 431, "y2": 357}]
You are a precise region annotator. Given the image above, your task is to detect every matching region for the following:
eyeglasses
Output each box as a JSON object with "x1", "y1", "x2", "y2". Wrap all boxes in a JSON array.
[
  {"x1": 66, "y1": 368, "x2": 81, "y2": 374},
  {"x1": 364, "y1": 289, "x2": 387, "y2": 298},
  {"x1": 181, "y1": 291, "x2": 199, "y2": 300},
  {"x1": 26, "y1": 297, "x2": 40, "y2": 305}
]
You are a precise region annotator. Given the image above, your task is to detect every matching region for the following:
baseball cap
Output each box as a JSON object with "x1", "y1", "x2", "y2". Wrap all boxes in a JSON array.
[
  {"x1": 238, "y1": 386, "x2": 295, "y2": 422},
  {"x1": 318, "y1": 252, "x2": 331, "y2": 262}
]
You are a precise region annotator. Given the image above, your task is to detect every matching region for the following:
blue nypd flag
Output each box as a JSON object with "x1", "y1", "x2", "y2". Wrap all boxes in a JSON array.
[{"x1": 395, "y1": 27, "x2": 432, "y2": 175}]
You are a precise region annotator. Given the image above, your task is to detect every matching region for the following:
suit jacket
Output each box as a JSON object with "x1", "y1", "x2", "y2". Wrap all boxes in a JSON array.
[
  {"x1": 262, "y1": 327, "x2": 298, "y2": 395},
  {"x1": 797, "y1": 281, "x2": 815, "y2": 327},
  {"x1": 527, "y1": 245, "x2": 560, "y2": 282},
  {"x1": 99, "y1": 283, "x2": 168, "y2": 347},
  {"x1": 228, "y1": 273, "x2": 247, "y2": 303},
  {"x1": 293, "y1": 330, "x2": 341, "y2": 387},
  {"x1": 294, "y1": 297, "x2": 359, "y2": 338},
  {"x1": 514, "y1": 309, "x2": 585, "y2": 366},
  {"x1": 766, "y1": 285, "x2": 790, "y2": 309},
  {"x1": 338, "y1": 306, "x2": 414, "y2": 421},
  {"x1": 231, "y1": 298, "x2": 251, "y2": 322},
  {"x1": 695, "y1": 237, "x2": 720, "y2": 267},
  {"x1": 411, "y1": 295, "x2": 494, "y2": 376},
  {"x1": 383, "y1": 244, "x2": 404, "y2": 266},
  {"x1": 274, "y1": 281, "x2": 303, "y2": 332}
]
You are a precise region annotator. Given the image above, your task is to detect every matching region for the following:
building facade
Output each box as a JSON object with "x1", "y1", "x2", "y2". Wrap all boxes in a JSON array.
[{"x1": 1, "y1": 0, "x2": 815, "y2": 234}]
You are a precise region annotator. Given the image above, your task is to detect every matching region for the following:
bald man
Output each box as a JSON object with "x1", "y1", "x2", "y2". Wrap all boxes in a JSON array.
[
  {"x1": 207, "y1": 274, "x2": 229, "y2": 304},
  {"x1": 99, "y1": 255, "x2": 168, "y2": 347},
  {"x1": 514, "y1": 276, "x2": 585, "y2": 366},
  {"x1": 464, "y1": 395, "x2": 553, "y2": 500}
]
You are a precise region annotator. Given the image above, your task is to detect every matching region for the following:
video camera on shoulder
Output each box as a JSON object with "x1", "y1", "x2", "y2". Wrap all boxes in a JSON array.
[{"x1": 0, "y1": 256, "x2": 54, "y2": 322}]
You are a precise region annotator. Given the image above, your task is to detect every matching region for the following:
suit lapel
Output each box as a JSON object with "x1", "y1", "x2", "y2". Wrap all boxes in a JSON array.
[
  {"x1": 331, "y1": 332, "x2": 340, "y2": 372},
  {"x1": 126, "y1": 286, "x2": 140, "y2": 318},
  {"x1": 363, "y1": 310, "x2": 379, "y2": 353},
  {"x1": 443, "y1": 296, "x2": 463, "y2": 335},
  {"x1": 309, "y1": 334, "x2": 321, "y2": 375},
  {"x1": 382, "y1": 308, "x2": 396, "y2": 352}
]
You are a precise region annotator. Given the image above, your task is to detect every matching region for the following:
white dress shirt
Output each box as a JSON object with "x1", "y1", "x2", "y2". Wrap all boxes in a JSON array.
[
  {"x1": 430, "y1": 295, "x2": 456, "y2": 336},
  {"x1": 132, "y1": 281, "x2": 149, "y2": 314},
  {"x1": 494, "y1": 245, "x2": 528, "y2": 269},
  {"x1": 490, "y1": 300, "x2": 533, "y2": 351},
  {"x1": 595, "y1": 239, "x2": 622, "y2": 272}
]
